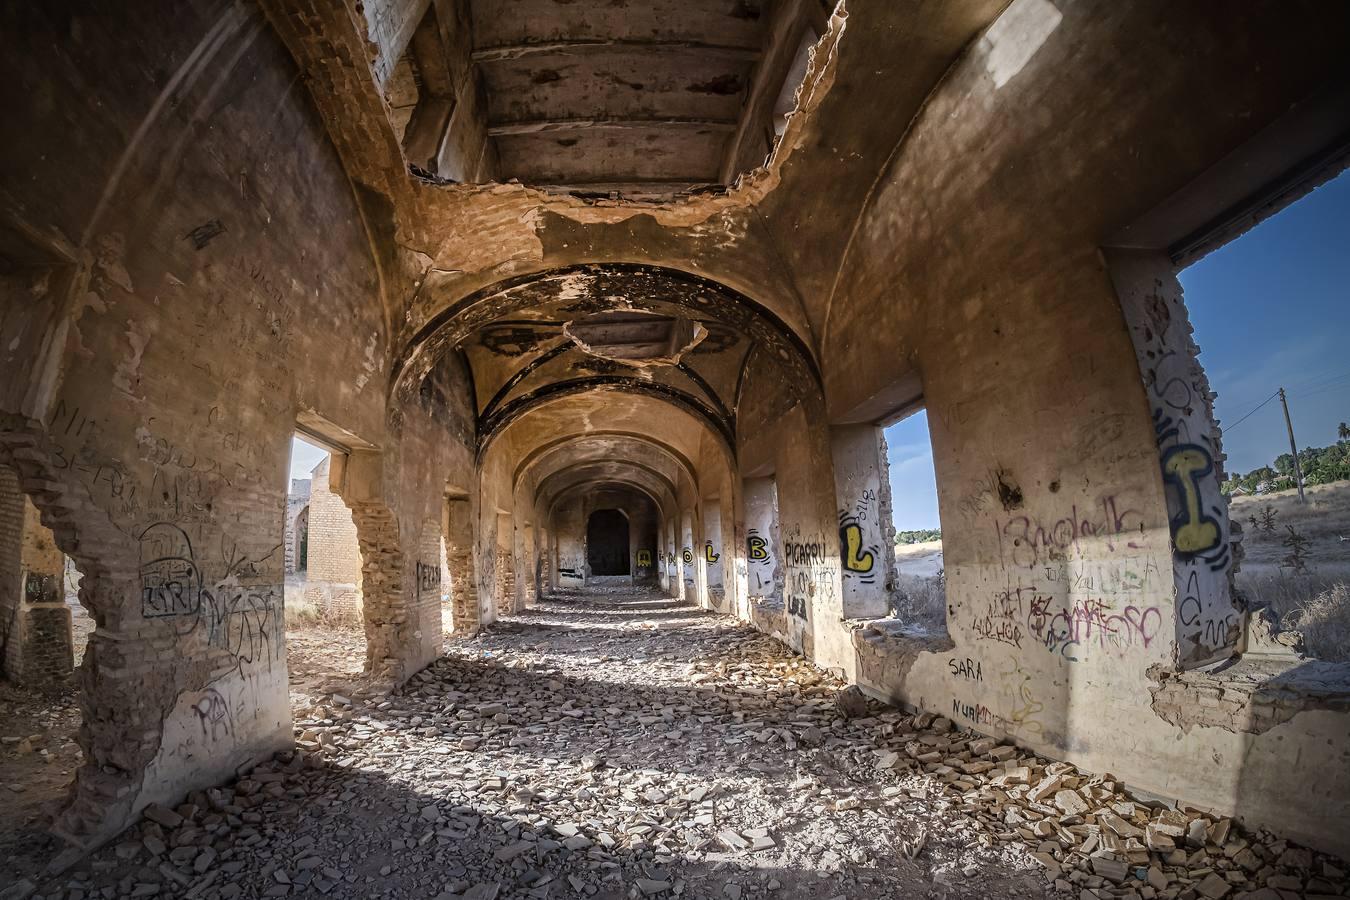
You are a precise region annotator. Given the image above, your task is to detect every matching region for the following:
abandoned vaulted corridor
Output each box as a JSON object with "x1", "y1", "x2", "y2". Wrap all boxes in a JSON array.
[{"x1": 3, "y1": 0, "x2": 1350, "y2": 898}]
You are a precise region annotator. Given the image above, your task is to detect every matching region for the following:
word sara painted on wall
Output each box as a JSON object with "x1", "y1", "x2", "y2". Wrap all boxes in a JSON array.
[{"x1": 948, "y1": 656, "x2": 983, "y2": 681}]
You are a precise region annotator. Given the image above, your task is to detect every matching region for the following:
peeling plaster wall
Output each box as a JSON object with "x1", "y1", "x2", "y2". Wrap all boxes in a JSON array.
[
  {"x1": 743, "y1": 476, "x2": 782, "y2": 608},
  {"x1": 830, "y1": 425, "x2": 892, "y2": 620},
  {"x1": 0, "y1": 0, "x2": 476, "y2": 846},
  {"x1": 700, "y1": 498, "x2": 725, "y2": 604},
  {"x1": 803, "y1": 0, "x2": 1350, "y2": 858},
  {"x1": 1108, "y1": 250, "x2": 1240, "y2": 667}
]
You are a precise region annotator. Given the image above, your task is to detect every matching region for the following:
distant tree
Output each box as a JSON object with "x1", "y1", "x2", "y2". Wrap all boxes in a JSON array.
[
  {"x1": 1274, "y1": 453, "x2": 1295, "y2": 476},
  {"x1": 1240, "y1": 466, "x2": 1276, "y2": 493},
  {"x1": 895, "y1": 529, "x2": 942, "y2": 545},
  {"x1": 1339, "y1": 421, "x2": 1349, "y2": 442}
]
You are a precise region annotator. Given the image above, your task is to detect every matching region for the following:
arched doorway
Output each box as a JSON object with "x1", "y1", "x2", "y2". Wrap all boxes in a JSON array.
[{"x1": 586, "y1": 509, "x2": 630, "y2": 576}]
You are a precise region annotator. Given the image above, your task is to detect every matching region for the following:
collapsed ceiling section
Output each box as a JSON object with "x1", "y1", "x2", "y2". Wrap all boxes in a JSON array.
[
  {"x1": 393, "y1": 264, "x2": 823, "y2": 457},
  {"x1": 381, "y1": 0, "x2": 829, "y2": 198}
]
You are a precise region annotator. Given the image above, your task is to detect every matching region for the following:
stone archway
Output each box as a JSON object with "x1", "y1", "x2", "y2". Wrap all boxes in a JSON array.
[{"x1": 0, "y1": 414, "x2": 142, "y2": 847}]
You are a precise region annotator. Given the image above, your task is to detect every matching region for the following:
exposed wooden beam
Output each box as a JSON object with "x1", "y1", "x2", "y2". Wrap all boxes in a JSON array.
[
  {"x1": 488, "y1": 117, "x2": 739, "y2": 137},
  {"x1": 720, "y1": 0, "x2": 818, "y2": 183},
  {"x1": 530, "y1": 180, "x2": 716, "y2": 194},
  {"x1": 472, "y1": 39, "x2": 761, "y2": 64}
]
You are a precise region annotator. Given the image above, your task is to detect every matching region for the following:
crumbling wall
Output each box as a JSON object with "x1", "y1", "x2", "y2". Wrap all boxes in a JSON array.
[
  {"x1": 0, "y1": 463, "x2": 25, "y2": 678},
  {"x1": 1109, "y1": 250, "x2": 1241, "y2": 667},
  {"x1": 830, "y1": 425, "x2": 893, "y2": 620},
  {"x1": 805, "y1": 0, "x2": 1350, "y2": 859},
  {"x1": 742, "y1": 476, "x2": 782, "y2": 608},
  {"x1": 0, "y1": 0, "x2": 476, "y2": 847}
]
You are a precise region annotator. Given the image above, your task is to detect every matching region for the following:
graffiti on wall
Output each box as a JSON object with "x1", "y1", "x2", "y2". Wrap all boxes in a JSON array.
[
  {"x1": 191, "y1": 688, "x2": 234, "y2": 742},
  {"x1": 704, "y1": 543, "x2": 719, "y2": 564},
  {"x1": 1161, "y1": 445, "x2": 1223, "y2": 556},
  {"x1": 636, "y1": 549, "x2": 652, "y2": 568},
  {"x1": 746, "y1": 528, "x2": 775, "y2": 594},
  {"x1": 416, "y1": 560, "x2": 442, "y2": 597},
  {"x1": 971, "y1": 585, "x2": 1029, "y2": 649},
  {"x1": 24, "y1": 572, "x2": 59, "y2": 604},
  {"x1": 138, "y1": 523, "x2": 282, "y2": 674},
  {"x1": 995, "y1": 495, "x2": 1143, "y2": 569},
  {"x1": 837, "y1": 512, "x2": 878, "y2": 584},
  {"x1": 1024, "y1": 594, "x2": 1162, "y2": 662},
  {"x1": 781, "y1": 524, "x2": 837, "y2": 623},
  {"x1": 1118, "y1": 272, "x2": 1238, "y2": 666},
  {"x1": 951, "y1": 660, "x2": 1046, "y2": 738}
]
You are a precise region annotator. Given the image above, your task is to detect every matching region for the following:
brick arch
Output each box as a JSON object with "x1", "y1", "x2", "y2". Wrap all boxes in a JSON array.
[{"x1": 0, "y1": 413, "x2": 152, "y2": 845}]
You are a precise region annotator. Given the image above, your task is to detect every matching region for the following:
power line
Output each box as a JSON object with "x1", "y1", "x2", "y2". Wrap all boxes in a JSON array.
[
  {"x1": 1300, "y1": 374, "x2": 1350, "y2": 399},
  {"x1": 1293, "y1": 369, "x2": 1350, "y2": 392},
  {"x1": 1223, "y1": 389, "x2": 1281, "y2": 433}
]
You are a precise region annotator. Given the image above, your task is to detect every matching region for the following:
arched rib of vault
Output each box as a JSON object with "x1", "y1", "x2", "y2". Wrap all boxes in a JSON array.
[
  {"x1": 546, "y1": 479, "x2": 668, "y2": 523},
  {"x1": 516, "y1": 436, "x2": 690, "y2": 504},
  {"x1": 536, "y1": 462, "x2": 676, "y2": 520},
  {"x1": 514, "y1": 432, "x2": 699, "y2": 498},
  {"x1": 483, "y1": 390, "x2": 736, "y2": 544},
  {"x1": 389, "y1": 263, "x2": 823, "y2": 408},
  {"x1": 479, "y1": 379, "x2": 735, "y2": 461}
]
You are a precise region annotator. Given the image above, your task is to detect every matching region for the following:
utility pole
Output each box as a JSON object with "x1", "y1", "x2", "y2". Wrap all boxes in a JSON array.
[{"x1": 1278, "y1": 387, "x2": 1306, "y2": 503}]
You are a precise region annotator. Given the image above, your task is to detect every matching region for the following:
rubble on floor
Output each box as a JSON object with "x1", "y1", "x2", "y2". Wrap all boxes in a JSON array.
[{"x1": 4, "y1": 589, "x2": 1347, "y2": 900}]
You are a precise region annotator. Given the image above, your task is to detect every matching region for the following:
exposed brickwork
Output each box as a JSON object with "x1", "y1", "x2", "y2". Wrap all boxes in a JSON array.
[
  {"x1": 347, "y1": 501, "x2": 406, "y2": 681},
  {"x1": 303, "y1": 458, "x2": 363, "y2": 624},
  {"x1": 19, "y1": 603, "x2": 75, "y2": 687},
  {"x1": 0, "y1": 416, "x2": 149, "y2": 847},
  {"x1": 283, "y1": 479, "x2": 311, "y2": 575},
  {"x1": 1148, "y1": 659, "x2": 1350, "y2": 735},
  {"x1": 445, "y1": 499, "x2": 478, "y2": 634},
  {"x1": 0, "y1": 462, "x2": 24, "y2": 678}
]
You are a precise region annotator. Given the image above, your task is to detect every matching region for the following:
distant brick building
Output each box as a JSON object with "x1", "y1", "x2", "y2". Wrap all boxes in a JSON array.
[
  {"x1": 1, "y1": 463, "x2": 73, "y2": 688},
  {"x1": 301, "y1": 457, "x2": 363, "y2": 624},
  {"x1": 284, "y1": 478, "x2": 311, "y2": 575}
]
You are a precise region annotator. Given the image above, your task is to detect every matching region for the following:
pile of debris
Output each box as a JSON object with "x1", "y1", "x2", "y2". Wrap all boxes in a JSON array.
[{"x1": 5, "y1": 593, "x2": 1346, "y2": 900}]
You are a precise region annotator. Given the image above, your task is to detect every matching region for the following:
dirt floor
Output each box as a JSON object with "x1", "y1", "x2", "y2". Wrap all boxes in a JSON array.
[
  {"x1": 3, "y1": 590, "x2": 1061, "y2": 899},
  {"x1": 5, "y1": 588, "x2": 1347, "y2": 899},
  {"x1": 0, "y1": 681, "x2": 83, "y2": 890}
]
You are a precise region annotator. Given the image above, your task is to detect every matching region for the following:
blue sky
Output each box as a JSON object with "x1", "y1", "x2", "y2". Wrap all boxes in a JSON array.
[
  {"x1": 887, "y1": 168, "x2": 1350, "y2": 531},
  {"x1": 885, "y1": 411, "x2": 941, "y2": 531},
  {"x1": 288, "y1": 435, "x2": 329, "y2": 483},
  {"x1": 1179, "y1": 168, "x2": 1350, "y2": 477}
]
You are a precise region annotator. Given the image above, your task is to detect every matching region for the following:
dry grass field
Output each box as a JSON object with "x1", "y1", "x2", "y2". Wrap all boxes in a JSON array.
[
  {"x1": 1230, "y1": 480, "x2": 1350, "y2": 661},
  {"x1": 892, "y1": 539, "x2": 947, "y2": 631}
]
